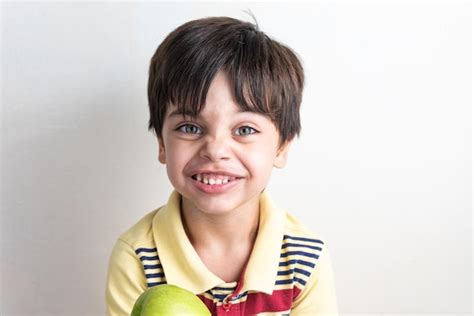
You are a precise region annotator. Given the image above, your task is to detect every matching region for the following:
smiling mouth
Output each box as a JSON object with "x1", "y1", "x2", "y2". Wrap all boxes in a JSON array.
[{"x1": 191, "y1": 174, "x2": 241, "y2": 185}]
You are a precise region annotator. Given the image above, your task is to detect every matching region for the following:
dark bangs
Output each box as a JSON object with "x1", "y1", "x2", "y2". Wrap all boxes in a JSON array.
[{"x1": 148, "y1": 17, "x2": 304, "y2": 145}]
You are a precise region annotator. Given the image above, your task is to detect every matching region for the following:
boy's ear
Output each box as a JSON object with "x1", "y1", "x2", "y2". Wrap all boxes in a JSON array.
[
  {"x1": 158, "y1": 137, "x2": 166, "y2": 164},
  {"x1": 274, "y1": 140, "x2": 292, "y2": 169}
]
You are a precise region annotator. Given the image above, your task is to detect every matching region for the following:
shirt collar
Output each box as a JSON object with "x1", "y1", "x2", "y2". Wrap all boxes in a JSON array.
[
  {"x1": 152, "y1": 190, "x2": 222, "y2": 294},
  {"x1": 152, "y1": 190, "x2": 286, "y2": 295},
  {"x1": 242, "y1": 191, "x2": 286, "y2": 294}
]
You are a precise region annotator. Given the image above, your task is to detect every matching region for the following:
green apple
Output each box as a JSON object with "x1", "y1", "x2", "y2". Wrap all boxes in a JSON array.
[{"x1": 131, "y1": 284, "x2": 211, "y2": 316}]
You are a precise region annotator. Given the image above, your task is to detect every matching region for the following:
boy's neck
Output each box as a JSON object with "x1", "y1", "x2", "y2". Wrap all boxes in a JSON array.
[{"x1": 179, "y1": 194, "x2": 260, "y2": 249}]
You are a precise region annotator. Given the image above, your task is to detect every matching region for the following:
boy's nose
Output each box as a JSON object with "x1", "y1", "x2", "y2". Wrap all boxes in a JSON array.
[{"x1": 199, "y1": 136, "x2": 231, "y2": 162}]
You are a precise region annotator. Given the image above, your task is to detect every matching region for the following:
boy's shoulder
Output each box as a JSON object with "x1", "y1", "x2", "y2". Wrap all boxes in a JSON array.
[
  {"x1": 117, "y1": 207, "x2": 162, "y2": 249},
  {"x1": 283, "y1": 211, "x2": 326, "y2": 245}
]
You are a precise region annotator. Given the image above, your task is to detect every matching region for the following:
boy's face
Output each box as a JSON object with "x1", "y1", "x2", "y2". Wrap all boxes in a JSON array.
[{"x1": 158, "y1": 71, "x2": 291, "y2": 216}]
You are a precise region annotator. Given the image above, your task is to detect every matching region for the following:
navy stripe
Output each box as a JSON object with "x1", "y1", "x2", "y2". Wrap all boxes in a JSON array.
[
  {"x1": 139, "y1": 255, "x2": 159, "y2": 261},
  {"x1": 232, "y1": 292, "x2": 247, "y2": 300},
  {"x1": 147, "y1": 281, "x2": 166, "y2": 287},
  {"x1": 279, "y1": 259, "x2": 316, "y2": 269},
  {"x1": 213, "y1": 294, "x2": 228, "y2": 301},
  {"x1": 213, "y1": 286, "x2": 236, "y2": 291},
  {"x1": 275, "y1": 279, "x2": 293, "y2": 285},
  {"x1": 282, "y1": 243, "x2": 322, "y2": 251},
  {"x1": 145, "y1": 272, "x2": 165, "y2": 279},
  {"x1": 211, "y1": 289, "x2": 246, "y2": 301},
  {"x1": 280, "y1": 251, "x2": 320, "y2": 259},
  {"x1": 135, "y1": 247, "x2": 157, "y2": 255},
  {"x1": 275, "y1": 276, "x2": 307, "y2": 286},
  {"x1": 294, "y1": 277, "x2": 307, "y2": 286},
  {"x1": 277, "y1": 267, "x2": 312, "y2": 277},
  {"x1": 144, "y1": 264, "x2": 162, "y2": 270},
  {"x1": 294, "y1": 267, "x2": 311, "y2": 277},
  {"x1": 277, "y1": 269, "x2": 293, "y2": 276},
  {"x1": 283, "y1": 235, "x2": 324, "y2": 244}
]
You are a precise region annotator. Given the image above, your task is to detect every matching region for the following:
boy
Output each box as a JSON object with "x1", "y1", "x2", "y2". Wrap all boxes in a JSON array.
[{"x1": 106, "y1": 16, "x2": 338, "y2": 315}]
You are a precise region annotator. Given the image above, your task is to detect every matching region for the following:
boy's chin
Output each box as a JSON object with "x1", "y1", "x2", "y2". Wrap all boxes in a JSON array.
[
  {"x1": 189, "y1": 199, "x2": 238, "y2": 216},
  {"x1": 180, "y1": 193, "x2": 239, "y2": 215}
]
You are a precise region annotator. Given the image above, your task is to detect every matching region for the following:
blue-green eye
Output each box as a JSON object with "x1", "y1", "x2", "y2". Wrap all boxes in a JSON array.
[
  {"x1": 178, "y1": 124, "x2": 202, "y2": 134},
  {"x1": 235, "y1": 126, "x2": 257, "y2": 136}
]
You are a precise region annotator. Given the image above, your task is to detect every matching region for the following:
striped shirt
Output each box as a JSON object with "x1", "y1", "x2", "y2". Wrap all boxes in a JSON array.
[{"x1": 106, "y1": 191, "x2": 338, "y2": 315}]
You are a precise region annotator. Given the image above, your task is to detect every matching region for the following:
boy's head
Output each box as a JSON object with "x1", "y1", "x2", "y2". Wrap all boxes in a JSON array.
[
  {"x1": 147, "y1": 16, "x2": 305, "y2": 214},
  {"x1": 147, "y1": 16, "x2": 304, "y2": 148}
]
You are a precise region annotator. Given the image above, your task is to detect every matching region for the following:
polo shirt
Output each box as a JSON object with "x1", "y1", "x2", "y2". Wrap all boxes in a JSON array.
[{"x1": 106, "y1": 190, "x2": 338, "y2": 315}]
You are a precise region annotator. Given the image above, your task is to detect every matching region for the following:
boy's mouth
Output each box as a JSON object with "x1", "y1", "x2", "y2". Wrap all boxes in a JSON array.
[{"x1": 191, "y1": 173, "x2": 240, "y2": 185}]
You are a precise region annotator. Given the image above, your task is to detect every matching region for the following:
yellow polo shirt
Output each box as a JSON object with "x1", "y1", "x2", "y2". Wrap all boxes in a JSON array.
[{"x1": 106, "y1": 190, "x2": 338, "y2": 315}]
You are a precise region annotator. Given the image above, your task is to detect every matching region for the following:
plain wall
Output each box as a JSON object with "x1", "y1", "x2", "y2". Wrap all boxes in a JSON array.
[{"x1": 1, "y1": 1, "x2": 471, "y2": 315}]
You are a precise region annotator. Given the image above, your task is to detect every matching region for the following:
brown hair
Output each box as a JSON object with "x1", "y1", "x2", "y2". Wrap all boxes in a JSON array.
[{"x1": 147, "y1": 16, "x2": 304, "y2": 146}]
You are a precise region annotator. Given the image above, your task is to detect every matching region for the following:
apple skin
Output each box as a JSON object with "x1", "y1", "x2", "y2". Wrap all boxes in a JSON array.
[{"x1": 131, "y1": 284, "x2": 211, "y2": 316}]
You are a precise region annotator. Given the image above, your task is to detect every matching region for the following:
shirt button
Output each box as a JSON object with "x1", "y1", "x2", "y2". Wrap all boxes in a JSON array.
[{"x1": 222, "y1": 302, "x2": 231, "y2": 311}]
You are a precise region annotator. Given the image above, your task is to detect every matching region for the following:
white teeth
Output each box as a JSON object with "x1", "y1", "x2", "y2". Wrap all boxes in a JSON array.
[{"x1": 193, "y1": 174, "x2": 235, "y2": 185}]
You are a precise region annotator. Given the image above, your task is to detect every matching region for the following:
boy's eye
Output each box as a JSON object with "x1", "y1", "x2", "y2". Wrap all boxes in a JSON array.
[
  {"x1": 234, "y1": 126, "x2": 257, "y2": 136},
  {"x1": 177, "y1": 124, "x2": 202, "y2": 134}
]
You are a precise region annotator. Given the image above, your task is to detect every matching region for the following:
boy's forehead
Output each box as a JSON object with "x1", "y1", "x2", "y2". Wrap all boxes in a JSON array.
[
  {"x1": 166, "y1": 105, "x2": 195, "y2": 118},
  {"x1": 165, "y1": 103, "x2": 251, "y2": 119}
]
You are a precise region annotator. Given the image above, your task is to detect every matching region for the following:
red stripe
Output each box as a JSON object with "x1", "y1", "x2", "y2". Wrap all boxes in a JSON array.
[
  {"x1": 244, "y1": 288, "x2": 301, "y2": 314},
  {"x1": 197, "y1": 287, "x2": 302, "y2": 315},
  {"x1": 197, "y1": 294, "x2": 215, "y2": 312}
]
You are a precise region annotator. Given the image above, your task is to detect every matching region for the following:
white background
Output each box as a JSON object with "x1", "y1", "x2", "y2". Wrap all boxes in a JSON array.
[{"x1": 1, "y1": 1, "x2": 471, "y2": 315}]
